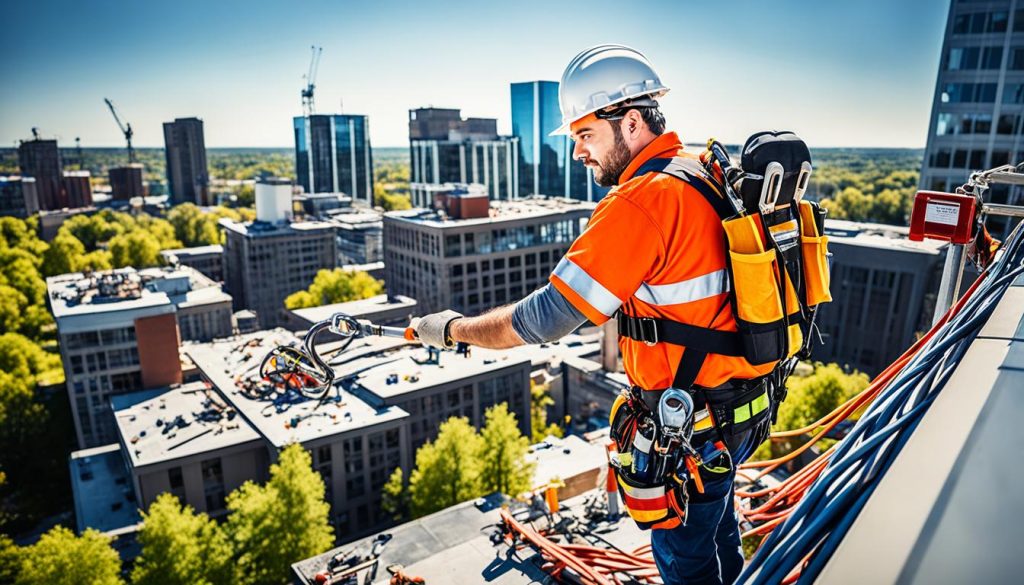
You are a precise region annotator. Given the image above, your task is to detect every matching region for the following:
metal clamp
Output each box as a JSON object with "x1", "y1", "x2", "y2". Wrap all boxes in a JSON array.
[{"x1": 759, "y1": 161, "x2": 784, "y2": 215}]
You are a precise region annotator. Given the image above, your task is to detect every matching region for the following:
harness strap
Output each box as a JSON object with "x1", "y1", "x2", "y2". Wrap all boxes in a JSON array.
[{"x1": 628, "y1": 156, "x2": 739, "y2": 387}]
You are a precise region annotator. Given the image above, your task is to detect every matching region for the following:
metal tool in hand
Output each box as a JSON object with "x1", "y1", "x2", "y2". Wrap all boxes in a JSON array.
[{"x1": 260, "y1": 313, "x2": 467, "y2": 402}]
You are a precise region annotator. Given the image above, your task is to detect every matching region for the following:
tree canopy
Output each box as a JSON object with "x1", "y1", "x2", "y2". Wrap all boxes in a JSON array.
[
  {"x1": 226, "y1": 443, "x2": 333, "y2": 585},
  {"x1": 14, "y1": 526, "x2": 122, "y2": 585},
  {"x1": 284, "y1": 268, "x2": 383, "y2": 309},
  {"x1": 408, "y1": 416, "x2": 485, "y2": 518},
  {"x1": 131, "y1": 493, "x2": 235, "y2": 585}
]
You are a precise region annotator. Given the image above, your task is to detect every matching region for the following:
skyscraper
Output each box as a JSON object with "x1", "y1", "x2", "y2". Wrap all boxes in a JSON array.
[
  {"x1": 293, "y1": 114, "x2": 374, "y2": 206},
  {"x1": 18, "y1": 137, "x2": 64, "y2": 210},
  {"x1": 164, "y1": 117, "x2": 210, "y2": 206},
  {"x1": 921, "y1": 0, "x2": 1024, "y2": 237},
  {"x1": 408, "y1": 108, "x2": 520, "y2": 204},
  {"x1": 510, "y1": 81, "x2": 607, "y2": 202}
]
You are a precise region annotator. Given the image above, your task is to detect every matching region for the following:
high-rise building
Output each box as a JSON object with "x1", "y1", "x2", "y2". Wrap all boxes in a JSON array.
[
  {"x1": 409, "y1": 108, "x2": 520, "y2": 204},
  {"x1": 221, "y1": 179, "x2": 338, "y2": 328},
  {"x1": 293, "y1": 114, "x2": 373, "y2": 205},
  {"x1": 160, "y1": 244, "x2": 224, "y2": 282},
  {"x1": 61, "y1": 170, "x2": 94, "y2": 208},
  {"x1": 0, "y1": 176, "x2": 39, "y2": 218},
  {"x1": 109, "y1": 164, "x2": 145, "y2": 200},
  {"x1": 163, "y1": 117, "x2": 210, "y2": 206},
  {"x1": 47, "y1": 266, "x2": 233, "y2": 448},
  {"x1": 921, "y1": 0, "x2": 1024, "y2": 237},
  {"x1": 18, "y1": 137, "x2": 64, "y2": 210},
  {"x1": 510, "y1": 81, "x2": 608, "y2": 202},
  {"x1": 383, "y1": 195, "x2": 596, "y2": 315},
  {"x1": 330, "y1": 208, "x2": 384, "y2": 265}
]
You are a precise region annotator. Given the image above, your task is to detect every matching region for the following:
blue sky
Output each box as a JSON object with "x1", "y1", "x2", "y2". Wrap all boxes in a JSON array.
[{"x1": 0, "y1": 0, "x2": 949, "y2": 148}]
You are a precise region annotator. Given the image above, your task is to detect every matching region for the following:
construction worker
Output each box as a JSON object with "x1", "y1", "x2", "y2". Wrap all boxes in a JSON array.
[{"x1": 414, "y1": 45, "x2": 752, "y2": 585}]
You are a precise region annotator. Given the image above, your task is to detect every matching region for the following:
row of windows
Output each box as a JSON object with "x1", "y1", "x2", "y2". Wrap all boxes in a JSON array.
[
  {"x1": 951, "y1": 10, "x2": 1012, "y2": 35},
  {"x1": 941, "y1": 82, "x2": 997, "y2": 103},
  {"x1": 935, "y1": 111, "x2": 1024, "y2": 135},
  {"x1": 443, "y1": 219, "x2": 583, "y2": 257},
  {"x1": 945, "y1": 45, "x2": 1004, "y2": 70},
  {"x1": 928, "y1": 147, "x2": 1019, "y2": 171},
  {"x1": 63, "y1": 327, "x2": 135, "y2": 350}
]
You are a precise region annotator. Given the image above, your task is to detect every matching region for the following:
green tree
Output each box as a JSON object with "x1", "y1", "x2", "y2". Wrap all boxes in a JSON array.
[
  {"x1": 776, "y1": 363, "x2": 869, "y2": 431},
  {"x1": 408, "y1": 417, "x2": 484, "y2": 517},
  {"x1": 749, "y1": 362, "x2": 870, "y2": 462},
  {"x1": 374, "y1": 184, "x2": 412, "y2": 211},
  {"x1": 81, "y1": 249, "x2": 114, "y2": 271},
  {"x1": 381, "y1": 467, "x2": 409, "y2": 522},
  {"x1": 15, "y1": 526, "x2": 122, "y2": 585},
  {"x1": 131, "y1": 493, "x2": 235, "y2": 585},
  {"x1": 168, "y1": 204, "x2": 221, "y2": 247},
  {"x1": 0, "y1": 533, "x2": 20, "y2": 584},
  {"x1": 41, "y1": 231, "x2": 86, "y2": 277},
  {"x1": 478, "y1": 403, "x2": 535, "y2": 497},
  {"x1": 235, "y1": 184, "x2": 255, "y2": 207},
  {"x1": 109, "y1": 231, "x2": 164, "y2": 268},
  {"x1": 226, "y1": 444, "x2": 333, "y2": 585},
  {"x1": 0, "y1": 285, "x2": 28, "y2": 335},
  {"x1": 530, "y1": 381, "x2": 564, "y2": 442},
  {"x1": 284, "y1": 269, "x2": 384, "y2": 309}
]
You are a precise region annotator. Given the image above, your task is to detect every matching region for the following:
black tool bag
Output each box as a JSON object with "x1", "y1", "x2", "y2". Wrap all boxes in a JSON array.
[{"x1": 738, "y1": 130, "x2": 813, "y2": 214}]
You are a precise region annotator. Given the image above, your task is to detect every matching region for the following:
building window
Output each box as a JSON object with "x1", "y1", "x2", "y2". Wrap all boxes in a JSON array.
[
  {"x1": 201, "y1": 458, "x2": 226, "y2": 513},
  {"x1": 168, "y1": 466, "x2": 186, "y2": 501}
]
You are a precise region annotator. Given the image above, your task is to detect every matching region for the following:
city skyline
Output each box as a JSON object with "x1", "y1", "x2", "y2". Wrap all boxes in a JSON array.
[{"x1": 1, "y1": 0, "x2": 948, "y2": 149}]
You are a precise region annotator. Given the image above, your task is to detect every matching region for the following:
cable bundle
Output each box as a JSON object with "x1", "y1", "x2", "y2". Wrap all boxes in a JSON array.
[{"x1": 739, "y1": 220, "x2": 1024, "y2": 584}]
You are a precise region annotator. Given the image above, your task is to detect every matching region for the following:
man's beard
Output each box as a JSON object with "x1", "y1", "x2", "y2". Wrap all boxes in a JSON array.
[{"x1": 592, "y1": 124, "x2": 632, "y2": 187}]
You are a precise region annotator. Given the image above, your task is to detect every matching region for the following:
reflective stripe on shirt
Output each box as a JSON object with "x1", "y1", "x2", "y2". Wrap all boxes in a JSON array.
[
  {"x1": 633, "y1": 269, "x2": 730, "y2": 306},
  {"x1": 551, "y1": 257, "x2": 623, "y2": 317}
]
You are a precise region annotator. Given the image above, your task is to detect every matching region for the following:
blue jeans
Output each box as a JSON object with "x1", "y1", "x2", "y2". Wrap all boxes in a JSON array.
[{"x1": 650, "y1": 470, "x2": 743, "y2": 585}]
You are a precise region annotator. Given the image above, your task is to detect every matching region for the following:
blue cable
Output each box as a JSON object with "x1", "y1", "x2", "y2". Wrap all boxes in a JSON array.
[{"x1": 740, "y1": 221, "x2": 1024, "y2": 584}]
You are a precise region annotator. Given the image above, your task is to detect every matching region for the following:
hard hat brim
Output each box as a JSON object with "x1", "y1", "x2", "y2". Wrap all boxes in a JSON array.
[{"x1": 549, "y1": 87, "x2": 669, "y2": 137}]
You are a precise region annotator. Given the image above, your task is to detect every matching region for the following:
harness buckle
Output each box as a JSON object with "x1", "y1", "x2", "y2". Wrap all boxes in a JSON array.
[{"x1": 639, "y1": 317, "x2": 658, "y2": 346}]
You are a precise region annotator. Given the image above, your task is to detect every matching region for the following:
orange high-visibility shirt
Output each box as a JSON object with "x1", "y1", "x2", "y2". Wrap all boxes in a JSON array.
[{"x1": 549, "y1": 132, "x2": 774, "y2": 390}]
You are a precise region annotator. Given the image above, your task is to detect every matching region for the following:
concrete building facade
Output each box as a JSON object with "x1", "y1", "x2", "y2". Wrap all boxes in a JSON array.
[
  {"x1": 160, "y1": 244, "x2": 224, "y2": 283},
  {"x1": 0, "y1": 176, "x2": 39, "y2": 218},
  {"x1": 47, "y1": 267, "x2": 233, "y2": 447},
  {"x1": 17, "y1": 137, "x2": 63, "y2": 210},
  {"x1": 163, "y1": 117, "x2": 210, "y2": 206},
  {"x1": 221, "y1": 218, "x2": 337, "y2": 328},
  {"x1": 383, "y1": 197, "x2": 595, "y2": 315}
]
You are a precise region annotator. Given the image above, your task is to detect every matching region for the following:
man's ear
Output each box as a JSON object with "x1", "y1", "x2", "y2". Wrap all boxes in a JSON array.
[{"x1": 625, "y1": 109, "x2": 643, "y2": 139}]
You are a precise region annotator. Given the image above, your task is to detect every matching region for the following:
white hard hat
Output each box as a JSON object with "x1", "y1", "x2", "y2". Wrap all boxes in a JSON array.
[{"x1": 551, "y1": 44, "x2": 669, "y2": 136}]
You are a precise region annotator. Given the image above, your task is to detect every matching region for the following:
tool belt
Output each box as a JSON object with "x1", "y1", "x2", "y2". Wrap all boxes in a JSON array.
[{"x1": 608, "y1": 379, "x2": 774, "y2": 531}]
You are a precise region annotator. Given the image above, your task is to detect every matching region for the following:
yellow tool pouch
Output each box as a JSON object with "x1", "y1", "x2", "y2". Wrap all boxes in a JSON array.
[
  {"x1": 798, "y1": 200, "x2": 832, "y2": 307},
  {"x1": 722, "y1": 215, "x2": 796, "y2": 365}
]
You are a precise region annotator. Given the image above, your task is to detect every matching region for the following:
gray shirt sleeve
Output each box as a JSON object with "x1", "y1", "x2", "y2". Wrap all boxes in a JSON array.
[{"x1": 511, "y1": 283, "x2": 589, "y2": 344}]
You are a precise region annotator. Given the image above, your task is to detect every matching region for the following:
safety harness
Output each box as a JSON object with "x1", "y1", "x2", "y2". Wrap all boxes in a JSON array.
[{"x1": 607, "y1": 132, "x2": 833, "y2": 531}]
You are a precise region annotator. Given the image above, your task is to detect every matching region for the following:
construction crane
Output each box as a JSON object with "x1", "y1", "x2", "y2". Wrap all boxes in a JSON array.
[
  {"x1": 103, "y1": 98, "x2": 135, "y2": 164},
  {"x1": 301, "y1": 45, "x2": 323, "y2": 118}
]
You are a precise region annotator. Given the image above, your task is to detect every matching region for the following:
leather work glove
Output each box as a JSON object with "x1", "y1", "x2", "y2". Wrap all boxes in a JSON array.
[{"x1": 412, "y1": 310, "x2": 463, "y2": 349}]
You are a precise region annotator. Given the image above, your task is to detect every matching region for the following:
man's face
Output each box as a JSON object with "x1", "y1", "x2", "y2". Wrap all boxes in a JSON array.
[{"x1": 570, "y1": 114, "x2": 632, "y2": 188}]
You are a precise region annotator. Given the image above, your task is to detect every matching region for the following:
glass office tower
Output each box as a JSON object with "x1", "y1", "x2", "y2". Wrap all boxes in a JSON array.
[
  {"x1": 511, "y1": 81, "x2": 608, "y2": 202},
  {"x1": 921, "y1": 0, "x2": 1024, "y2": 237},
  {"x1": 294, "y1": 114, "x2": 374, "y2": 206}
]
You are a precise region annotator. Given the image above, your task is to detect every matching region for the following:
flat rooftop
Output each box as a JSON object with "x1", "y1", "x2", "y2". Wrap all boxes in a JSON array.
[
  {"x1": 292, "y1": 488, "x2": 649, "y2": 585},
  {"x1": 47, "y1": 265, "x2": 229, "y2": 323},
  {"x1": 185, "y1": 329, "x2": 602, "y2": 447},
  {"x1": 219, "y1": 217, "x2": 336, "y2": 238},
  {"x1": 69, "y1": 444, "x2": 140, "y2": 533},
  {"x1": 385, "y1": 196, "x2": 597, "y2": 228},
  {"x1": 160, "y1": 244, "x2": 224, "y2": 257},
  {"x1": 111, "y1": 382, "x2": 262, "y2": 469},
  {"x1": 289, "y1": 294, "x2": 417, "y2": 325},
  {"x1": 824, "y1": 218, "x2": 947, "y2": 255},
  {"x1": 186, "y1": 330, "x2": 409, "y2": 448}
]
